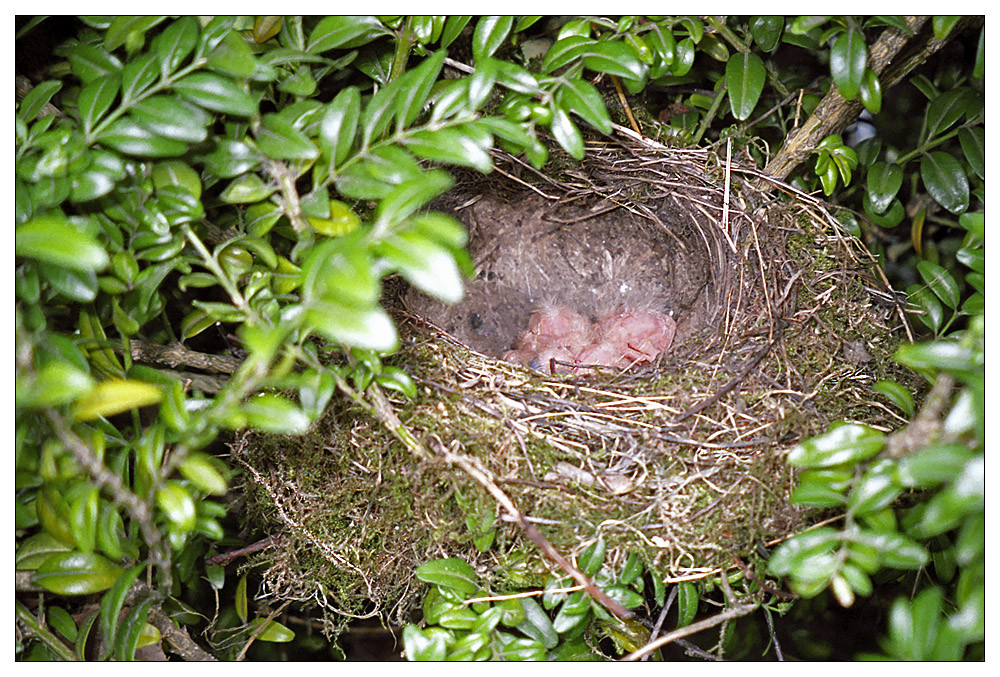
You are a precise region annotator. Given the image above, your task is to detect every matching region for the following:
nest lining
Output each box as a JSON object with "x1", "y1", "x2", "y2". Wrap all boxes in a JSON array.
[{"x1": 234, "y1": 134, "x2": 913, "y2": 632}]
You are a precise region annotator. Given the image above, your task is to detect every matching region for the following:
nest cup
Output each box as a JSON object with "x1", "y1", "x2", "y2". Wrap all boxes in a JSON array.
[
  {"x1": 406, "y1": 145, "x2": 733, "y2": 368},
  {"x1": 235, "y1": 136, "x2": 908, "y2": 632}
]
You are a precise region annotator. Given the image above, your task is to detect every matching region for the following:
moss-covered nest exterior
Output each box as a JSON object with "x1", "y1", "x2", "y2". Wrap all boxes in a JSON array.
[{"x1": 232, "y1": 132, "x2": 912, "y2": 633}]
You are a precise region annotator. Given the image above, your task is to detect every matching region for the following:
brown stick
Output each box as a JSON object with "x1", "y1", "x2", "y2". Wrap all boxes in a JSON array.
[
  {"x1": 764, "y1": 16, "x2": 930, "y2": 182},
  {"x1": 205, "y1": 536, "x2": 282, "y2": 567},
  {"x1": 432, "y1": 440, "x2": 634, "y2": 621},
  {"x1": 621, "y1": 601, "x2": 758, "y2": 661}
]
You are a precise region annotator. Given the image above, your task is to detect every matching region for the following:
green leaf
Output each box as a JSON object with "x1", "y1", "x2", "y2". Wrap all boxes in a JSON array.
[
  {"x1": 250, "y1": 618, "x2": 295, "y2": 643},
  {"x1": 241, "y1": 394, "x2": 310, "y2": 434},
  {"x1": 307, "y1": 16, "x2": 388, "y2": 53},
  {"x1": 895, "y1": 340, "x2": 977, "y2": 374},
  {"x1": 120, "y1": 53, "x2": 159, "y2": 105},
  {"x1": 403, "y1": 625, "x2": 449, "y2": 661},
  {"x1": 96, "y1": 117, "x2": 188, "y2": 157},
  {"x1": 577, "y1": 538, "x2": 606, "y2": 576},
  {"x1": 791, "y1": 479, "x2": 848, "y2": 508},
  {"x1": 179, "y1": 453, "x2": 228, "y2": 496},
  {"x1": 932, "y1": 16, "x2": 961, "y2": 40},
  {"x1": 671, "y1": 38, "x2": 696, "y2": 76},
  {"x1": 581, "y1": 40, "x2": 647, "y2": 81},
  {"x1": 306, "y1": 302, "x2": 399, "y2": 352},
  {"x1": 375, "y1": 366, "x2": 418, "y2": 399},
  {"x1": 859, "y1": 68, "x2": 882, "y2": 114},
  {"x1": 152, "y1": 16, "x2": 199, "y2": 74},
  {"x1": 235, "y1": 574, "x2": 248, "y2": 622},
  {"x1": 35, "y1": 551, "x2": 124, "y2": 595},
  {"x1": 768, "y1": 526, "x2": 841, "y2": 577},
  {"x1": 374, "y1": 169, "x2": 454, "y2": 229},
  {"x1": 415, "y1": 558, "x2": 478, "y2": 595},
  {"x1": 40, "y1": 261, "x2": 99, "y2": 302},
  {"x1": 550, "y1": 104, "x2": 584, "y2": 160},
  {"x1": 848, "y1": 461, "x2": 901, "y2": 516},
  {"x1": 476, "y1": 115, "x2": 534, "y2": 153},
  {"x1": 114, "y1": 597, "x2": 153, "y2": 661},
  {"x1": 872, "y1": 380, "x2": 914, "y2": 417},
  {"x1": 335, "y1": 146, "x2": 422, "y2": 199},
  {"x1": 300, "y1": 234, "x2": 378, "y2": 306},
  {"x1": 830, "y1": 29, "x2": 867, "y2": 100},
  {"x1": 925, "y1": 88, "x2": 972, "y2": 139},
  {"x1": 15, "y1": 532, "x2": 73, "y2": 570},
  {"x1": 359, "y1": 81, "x2": 403, "y2": 146},
  {"x1": 156, "y1": 481, "x2": 196, "y2": 534},
  {"x1": 173, "y1": 72, "x2": 256, "y2": 117},
  {"x1": 516, "y1": 597, "x2": 558, "y2": 649},
  {"x1": 320, "y1": 86, "x2": 361, "y2": 167},
  {"x1": 409, "y1": 212, "x2": 468, "y2": 251},
  {"x1": 77, "y1": 73, "x2": 120, "y2": 136},
  {"x1": 67, "y1": 43, "x2": 123, "y2": 83},
  {"x1": 675, "y1": 581, "x2": 699, "y2": 626},
  {"x1": 440, "y1": 16, "x2": 472, "y2": 48},
  {"x1": 72, "y1": 378, "x2": 163, "y2": 420},
  {"x1": 395, "y1": 50, "x2": 447, "y2": 129},
  {"x1": 552, "y1": 590, "x2": 591, "y2": 634},
  {"x1": 468, "y1": 56, "x2": 498, "y2": 109},
  {"x1": 72, "y1": 151, "x2": 126, "y2": 203},
  {"x1": 16, "y1": 213, "x2": 109, "y2": 272},
  {"x1": 920, "y1": 151, "x2": 969, "y2": 215},
  {"x1": 132, "y1": 95, "x2": 211, "y2": 143},
  {"x1": 105, "y1": 16, "x2": 165, "y2": 52},
  {"x1": 18, "y1": 362, "x2": 95, "y2": 409},
  {"x1": 47, "y1": 606, "x2": 79, "y2": 642},
  {"x1": 472, "y1": 16, "x2": 513, "y2": 61},
  {"x1": 906, "y1": 283, "x2": 944, "y2": 332},
  {"x1": 557, "y1": 78, "x2": 612, "y2": 134},
  {"x1": 494, "y1": 59, "x2": 540, "y2": 95},
  {"x1": 541, "y1": 35, "x2": 597, "y2": 73},
  {"x1": 100, "y1": 563, "x2": 145, "y2": 655},
  {"x1": 256, "y1": 113, "x2": 318, "y2": 160},
  {"x1": 205, "y1": 30, "x2": 257, "y2": 78},
  {"x1": 916, "y1": 260, "x2": 961, "y2": 309},
  {"x1": 787, "y1": 423, "x2": 886, "y2": 468},
  {"x1": 438, "y1": 605, "x2": 480, "y2": 630},
  {"x1": 18, "y1": 80, "x2": 62, "y2": 121},
  {"x1": 725, "y1": 51, "x2": 766, "y2": 120},
  {"x1": 958, "y1": 211, "x2": 984, "y2": 239},
  {"x1": 202, "y1": 139, "x2": 260, "y2": 178},
  {"x1": 750, "y1": 16, "x2": 784, "y2": 51},
  {"x1": 956, "y1": 244, "x2": 984, "y2": 274},
  {"x1": 401, "y1": 127, "x2": 492, "y2": 173},
  {"x1": 378, "y1": 233, "x2": 464, "y2": 303},
  {"x1": 897, "y1": 444, "x2": 977, "y2": 489},
  {"x1": 958, "y1": 127, "x2": 984, "y2": 180},
  {"x1": 866, "y1": 161, "x2": 903, "y2": 214}
]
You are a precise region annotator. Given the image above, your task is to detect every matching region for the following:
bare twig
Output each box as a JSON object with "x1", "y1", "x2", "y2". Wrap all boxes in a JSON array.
[
  {"x1": 432, "y1": 440, "x2": 634, "y2": 621},
  {"x1": 45, "y1": 411, "x2": 171, "y2": 585},
  {"x1": 765, "y1": 16, "x2": 956, "y2": 182},
  {"x1": 206, "y1": 536, "x2": 282, "y2": 567},
  {"x1": 621, "y1": 602, "x2": 758, "y2": 661},
  {"x1": 148, "y1": 606, "x2": 218, "y2": 661}
]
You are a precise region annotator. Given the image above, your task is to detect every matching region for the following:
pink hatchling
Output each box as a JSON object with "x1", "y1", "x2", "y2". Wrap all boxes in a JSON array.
[
  {"x1": 593, "y1": 309, "x2": 676, "y2": 366},
  {"x1": 504, "y1": 306, "x2": 675, "y2": 374}
]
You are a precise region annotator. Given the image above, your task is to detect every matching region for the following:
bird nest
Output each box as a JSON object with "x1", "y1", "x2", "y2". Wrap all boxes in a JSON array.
[{"x1": 232, "y1": 132, "x2": 911, "y2": 632}]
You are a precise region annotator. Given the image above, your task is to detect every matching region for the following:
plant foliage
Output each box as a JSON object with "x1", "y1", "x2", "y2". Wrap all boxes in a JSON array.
[{"x1": 15, "y1": 15, "x2": 984, "y2": 661}]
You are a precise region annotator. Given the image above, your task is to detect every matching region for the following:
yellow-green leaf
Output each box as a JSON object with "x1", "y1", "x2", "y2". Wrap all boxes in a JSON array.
[{"x1": 72, "y1": 379, "x2": 163, "y2": 420}]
